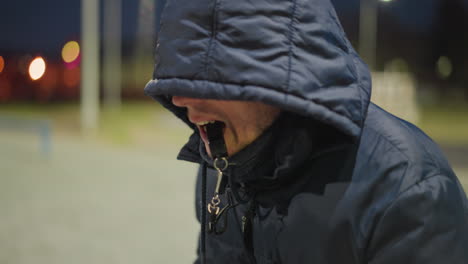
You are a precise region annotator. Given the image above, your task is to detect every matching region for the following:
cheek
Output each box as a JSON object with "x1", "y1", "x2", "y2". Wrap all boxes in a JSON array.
[{"x1": 231, "y1": 116, "x2": 262, "y2": 145}]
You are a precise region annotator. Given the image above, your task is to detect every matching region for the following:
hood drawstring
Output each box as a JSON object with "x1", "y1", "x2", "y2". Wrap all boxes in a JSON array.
[
  {"x1": 201, "y1": 162, "x2": 208, "y2": 264},
  {"x1": 242, "y1": 197, "x2": 258, "y2": 263}
]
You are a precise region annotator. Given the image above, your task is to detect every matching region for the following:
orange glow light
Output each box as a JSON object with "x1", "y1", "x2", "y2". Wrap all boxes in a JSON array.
[
  {"x1": 29, "y1": 57, "x2": 46, "y2": 81},
  {"x1": 64, "y1": 67, "x2": 81, "y2": 88},
  {"x1": 0, "y1": 78, "x2": 12, "y2": 102},
  {"x1": 62, "y1": 41, "x2": 80, "y2": 63},
  {"x1": 0, "y1": 56, "x2": 4, "y2": 73}
]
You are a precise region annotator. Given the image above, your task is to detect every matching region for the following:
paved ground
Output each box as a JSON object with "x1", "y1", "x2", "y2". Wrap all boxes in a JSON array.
[
  {"x1": 0, "y1": 132, "x2": 198, "y2": 264},
  {"x1": 0, "y1": 128, "x2": 467, "y2": 264}
]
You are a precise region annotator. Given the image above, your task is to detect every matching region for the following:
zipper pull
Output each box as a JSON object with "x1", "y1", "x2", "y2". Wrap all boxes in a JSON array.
[
  {"x1": 241, "y1": 216, "x2": 247, "y2": 233},
  {"x1": 205, "y1": 121, "x2": 230, "y2": 234},
  {"x1": 242, "y1": 199, "x2": 256, "y2": 234},
  {"x1": 207, "y1": 157, "x2": 228, "y2": 217},
  {"x1": 207, "y1": 157, "x2": 230, "y2": 234}
]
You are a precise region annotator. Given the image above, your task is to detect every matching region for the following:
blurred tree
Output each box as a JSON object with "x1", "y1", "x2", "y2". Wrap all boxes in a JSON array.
[{"x1": 133, "y1": 0, "x2": 155, "y2": 91}]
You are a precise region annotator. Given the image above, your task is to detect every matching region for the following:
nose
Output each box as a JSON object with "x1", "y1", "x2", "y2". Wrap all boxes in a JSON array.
[{"x1": 172, "y1": 96, "x2": 200, "y2": 107}]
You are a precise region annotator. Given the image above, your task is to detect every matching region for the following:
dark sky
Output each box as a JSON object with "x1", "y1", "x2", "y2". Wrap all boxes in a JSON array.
[
  {"x1": 1, "y1": 1, "x2": 80, "y2": 53},
  {"x1": 0, "y1": 0, "x2": 459, "y2": 55},
  {"x1": 332, "y1": 0, "x2": 439, "y2": 31},
  {"x1": 0, "y1": 0, "x2": 139, "y2": 55}
]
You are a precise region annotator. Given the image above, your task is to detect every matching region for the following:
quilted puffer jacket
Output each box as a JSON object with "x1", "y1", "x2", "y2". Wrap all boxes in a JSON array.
[{"x1": 144, "y1": 0, "x2": 468, "y2": 263}]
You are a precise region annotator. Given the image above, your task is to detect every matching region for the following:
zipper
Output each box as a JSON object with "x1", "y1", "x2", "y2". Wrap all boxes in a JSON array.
[{"x1": 243, "y1": 199, "x2": 258, "y2": 264}]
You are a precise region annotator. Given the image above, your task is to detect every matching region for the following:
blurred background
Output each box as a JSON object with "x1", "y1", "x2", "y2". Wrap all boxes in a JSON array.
[{"x1": 0, "y1": 0, "x2": 467, "y2": 263}]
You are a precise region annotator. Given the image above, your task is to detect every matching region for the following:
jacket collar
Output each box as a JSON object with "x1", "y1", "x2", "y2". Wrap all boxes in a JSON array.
[{"x1": 177, "y1": 112, "x2": 354, "y2": 188}]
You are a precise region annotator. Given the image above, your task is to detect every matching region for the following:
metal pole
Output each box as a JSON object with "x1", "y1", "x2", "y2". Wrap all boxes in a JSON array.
[
  {"x1": 81, "y1": 0, "x2": 100, "y2": 134},
  {"x1": 359, "y1": 0, "x2": 378, "y2": 70},
  {"x1": 103, "y1": 0, "x2": 122, "y2": 109},
  {"x1": 134, "y1": 0, "x2": 156, "y2": 88}
]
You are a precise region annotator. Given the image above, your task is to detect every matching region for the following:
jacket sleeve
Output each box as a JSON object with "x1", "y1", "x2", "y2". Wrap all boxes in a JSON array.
[{"x1": 367, "y1": 174, "x2": 468, "y2": 264}]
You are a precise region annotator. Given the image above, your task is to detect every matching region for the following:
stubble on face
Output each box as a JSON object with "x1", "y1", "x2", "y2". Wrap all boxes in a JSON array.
[
  {"x1": 172, "y1": 97, "x2": 281, "y2": 157},
  {"x1": 227, "y1": 101, "x2": 280, "y2": 154}
]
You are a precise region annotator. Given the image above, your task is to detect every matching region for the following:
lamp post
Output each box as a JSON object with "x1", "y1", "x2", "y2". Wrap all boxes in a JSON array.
[
  {"x1": 81, "y1": 0, "x2": 100, "y2": 135},
  {"x1": 359, "y1": 0, "x2": 394, "y2": 70},
  {"x1": 103, "y1": 0, "x2": 123, "y2": 109}
]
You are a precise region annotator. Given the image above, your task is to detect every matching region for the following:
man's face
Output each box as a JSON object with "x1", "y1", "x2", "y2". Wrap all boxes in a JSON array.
[{"x1": 172, "y1": 96, "x2": 281, "y2": 157}]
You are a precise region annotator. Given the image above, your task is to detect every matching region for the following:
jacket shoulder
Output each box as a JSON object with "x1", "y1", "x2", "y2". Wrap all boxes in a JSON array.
[{"x1": 358, "y1": 103, "x2": 456, "y2": 187}]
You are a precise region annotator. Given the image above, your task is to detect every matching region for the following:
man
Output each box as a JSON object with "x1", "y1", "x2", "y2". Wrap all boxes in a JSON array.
[{"x1": 145, "y1": 0, "x2": 468, "y2": 263}]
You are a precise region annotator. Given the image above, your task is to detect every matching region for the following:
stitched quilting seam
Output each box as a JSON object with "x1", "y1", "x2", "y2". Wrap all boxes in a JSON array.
[
  {"x1": 285, "y1": 0, "x2": 299, "y2": 92},
  {"x1": 149, "y1": 77, "x2": 362, "y2": 128},
  {"x1": 202, "y1": 0, "x2": 222, "y2": 76}
]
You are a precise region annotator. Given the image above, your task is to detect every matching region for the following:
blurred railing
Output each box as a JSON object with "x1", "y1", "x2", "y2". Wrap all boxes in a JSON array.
[{"x1": 0, "y1": 116, "x2": 52, "y2": 156}]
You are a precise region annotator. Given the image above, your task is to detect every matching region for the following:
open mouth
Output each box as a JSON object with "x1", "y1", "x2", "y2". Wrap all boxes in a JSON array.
[{"x1": 197, "y1": 121, "x2": 226, "y2": 144}]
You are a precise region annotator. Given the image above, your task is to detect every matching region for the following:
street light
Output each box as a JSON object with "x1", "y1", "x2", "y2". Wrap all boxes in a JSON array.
[
  {"x1": 29, "y1": 57, "x2": 46, "y2": 81},
  {"x1": 0, "y1": 56, "x2": 5, "y2": 74},
  {"x1": 359, "y1": 0, "x2": 395, "y2": 70},
  {"x1": 103, "y1": 0, "x2": 122, "y2": 109},
  {"x1": 81, "y1": 0, "x2": 100, "y2": 134}
]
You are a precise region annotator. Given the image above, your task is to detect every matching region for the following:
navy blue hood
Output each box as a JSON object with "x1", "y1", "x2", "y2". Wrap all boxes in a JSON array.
[
  {"x1": 144, "y1": 0, "x2": 372, "y2": 139},
  {"x1": 144, "y1": 2, "x2": 468, "y2": 263}
]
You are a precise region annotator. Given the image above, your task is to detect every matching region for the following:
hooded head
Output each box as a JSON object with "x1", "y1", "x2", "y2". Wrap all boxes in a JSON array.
[{"x1": 145, "y1": 0, "x2": 372, "y2": 158}]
